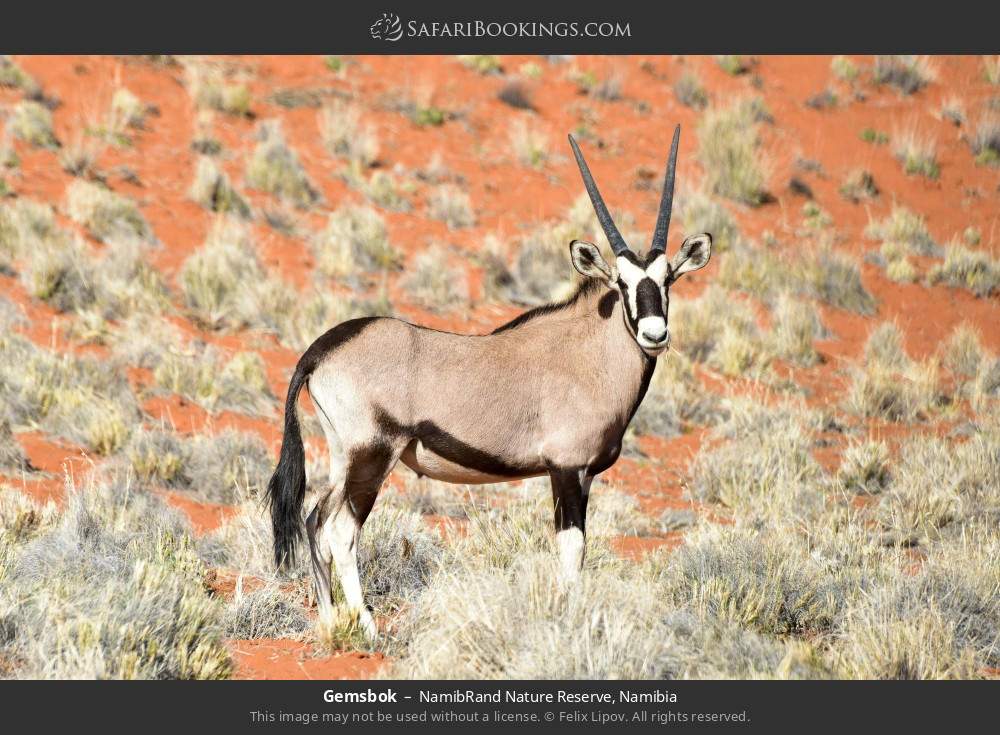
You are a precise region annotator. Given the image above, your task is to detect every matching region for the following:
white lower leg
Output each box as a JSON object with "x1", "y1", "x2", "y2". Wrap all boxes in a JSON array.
[
  {"x1": 306, "y1": 504, "x2": 334, "y2": 621},
  {"x1": 325, "y1": 504, "x2": 377, "y2": 638},
  {"x1": 556, "y1": 526, "x2": 586, "y2": 585}
]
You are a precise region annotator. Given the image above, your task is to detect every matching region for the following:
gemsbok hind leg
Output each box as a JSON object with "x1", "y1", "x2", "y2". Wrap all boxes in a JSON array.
[
  {"x1": 550, "y1": 468, "x2": 591, "y2": 584},
  {"x1": 321, "y1": 443, "x2": 403, "y2": 639}
]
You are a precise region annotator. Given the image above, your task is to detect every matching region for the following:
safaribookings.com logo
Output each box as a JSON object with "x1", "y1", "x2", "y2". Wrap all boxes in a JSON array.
[{"x1": 370, "y1": 13, "x2": 631, "y2": 42}]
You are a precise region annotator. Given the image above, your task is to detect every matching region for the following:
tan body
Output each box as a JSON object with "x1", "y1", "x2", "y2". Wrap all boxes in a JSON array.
[{"x1": 307, "y1": 283, "x2": 651, "y2": 486}]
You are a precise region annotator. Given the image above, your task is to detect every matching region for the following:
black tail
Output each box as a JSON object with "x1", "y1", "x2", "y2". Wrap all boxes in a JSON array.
[{"x1": 268, "y1": 362, "x2": 310, "y2": 570}]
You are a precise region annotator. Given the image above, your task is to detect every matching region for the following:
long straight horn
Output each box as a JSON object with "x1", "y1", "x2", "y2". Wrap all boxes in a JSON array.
[
  {"x1": 568, "y1": 134, "x2": 630, "y2": 256},
  {"x1": 649, "y1": 124, "x2": 681, "y2": 255}
]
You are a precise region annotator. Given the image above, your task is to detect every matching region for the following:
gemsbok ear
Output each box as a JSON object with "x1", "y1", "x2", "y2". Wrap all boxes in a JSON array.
[
  {"x1": 570, "y1": 239, "x2": 615, "y2": 283},
  {"x1": 670, "y1": 233, "x2": 712, "y2": 280}
]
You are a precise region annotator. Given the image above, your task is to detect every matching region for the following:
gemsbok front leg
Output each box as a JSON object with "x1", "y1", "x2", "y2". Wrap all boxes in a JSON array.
[{"x1": 550, "y1": 468, "x2": 590, "y2": 584}]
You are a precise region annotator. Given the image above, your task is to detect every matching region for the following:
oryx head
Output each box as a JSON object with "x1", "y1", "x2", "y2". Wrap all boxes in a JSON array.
[{"x1": 567, "y1": 126, "x2": 712, "y2": 357}]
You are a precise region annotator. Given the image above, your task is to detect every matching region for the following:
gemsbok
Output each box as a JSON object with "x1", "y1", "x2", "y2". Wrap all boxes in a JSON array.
[{"x1": 268, "y1": 125, "x2": 712, "y2": 637}]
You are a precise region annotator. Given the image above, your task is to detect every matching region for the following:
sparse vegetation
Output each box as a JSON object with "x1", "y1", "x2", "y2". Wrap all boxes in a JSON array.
[
  {"x1": 968, "y1": 113, "x2": 1000, "y2": 166},
  {"x1": 313, "y1": 203, "x2": 399, "y2": 277},
  {"x1": 873, "y1": 56, "x2": 934, "y2": 95},
  {"x1": 846, "y1": 323, "x2": 942, "y2": 422},
  {"x1": 245, "y1": 121, "x2": 320, "y2": 209},
  {"x1": 674, "y1": 71, "x2": 708, "y2": 109},
  {"x1": 184, "y1": 59, "x2": 252, "y2": 116},
  {"x1": 928, "y1": 243, "x2": 1000, "y2": 297},
  {"x1": 66, "y1": 180, "x2": 152, "y2": 242},
  {"x1": 7, "y1": 101, "x2": 58, "y2": 149},
  {"x1": 189, "y1": 157, "x2": 251, "y2": 218},
  {"x1": 893, "y1": 127, "x2": 940, "y2": 179},
  {"x1": 839, "y1": 169, "x2": 879, "y2": 203},
  {"x1": 866, "y1": 205, "x2": 938, "y2": 256},
  {"x1": 319, "y1": 101, "x2": 380, "y2": 168},
  {"x1": 0, "y1": 474, "x2": 231, "y2": 678},
  {"x1": 402, "y1": 245, "x2": 469, "y2": 311},
  {"x1": 508, "y1": 117, "x2": 549, "y2": 168},
  {"x1": 427, "y1": 184, "x2": 475, "y2": 229},
  {"x1": 698, "y1": 99, "x2": 771, "y2": 206}
]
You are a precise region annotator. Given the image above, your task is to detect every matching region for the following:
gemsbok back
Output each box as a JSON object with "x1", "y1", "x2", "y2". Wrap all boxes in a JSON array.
[{"x1": 268, "y1": 125, "x2": 712, "y2": 637}]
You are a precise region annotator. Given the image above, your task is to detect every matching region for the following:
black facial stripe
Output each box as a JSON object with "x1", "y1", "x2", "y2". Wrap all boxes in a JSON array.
[
  {"x1": 617, "y1": 277, "x2": 639, "y2": 332},
  {"x1": 636, "y1": 278, "x2": 664, "y2": 319}
]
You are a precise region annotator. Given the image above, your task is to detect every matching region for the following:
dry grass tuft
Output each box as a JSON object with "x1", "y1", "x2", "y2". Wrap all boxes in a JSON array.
[
  {"x1": 7, "y1": 101, "x2": 58, "y2": 149},
  {"x1": 846, "y1": 323, "x2": 942, "y2": 422},
  {"x1": 313, "y1": 203, "x2": 399, "y2": 277},
  {"x1": 508, "y1": 118, "x2": 549, "y2": 168},
  {"x1": 427, "y1": 185, "x2": 475, "y2": 229},
  {"x1": 402, "y1": 245, "x2": 470, "y2": 311},
  {"x1": 697, "y1": 99, "x2": 772, "y2": 206},
  {"x1": 319, "y1": 101, "x2": 380, "y2": 168},
  {"x1": 893, "y1": 127, "x2": 940, "y2": 179},
  {"x1": 0, "y1": 474, "x2": 231, "y2": 679},
  {"x1": 873, "y1": 56, "x2": 935, "y2": 95},
  {"x1": 928, "y1": 243, "x2": 1000, "y2": 297},
  {"x1": 66, "y1": 180, "x2": 152, "y2": 242},
  {"x1": 245, "y1": 121, "x2": 320, "y2": 209},
  {"x1": 189, "y1": 157, "x2": 251, "y2": 218}
]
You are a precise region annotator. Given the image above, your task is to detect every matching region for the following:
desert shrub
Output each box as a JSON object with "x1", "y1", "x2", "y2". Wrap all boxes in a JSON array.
[
  {"x1": 767, "y1": 293, "x2": 824, "y2": 366},
  {"x1": 631, "y1": 350, "x2": 723, "y2": 437},
  {"x1": 66, "y1": 180, "x2": 151, "y2": 242},
  {"x1": 686, "y1": 398, "x2": 824, "y2": 519},
  {"x1": 458, "y1": 55, "x2": 502, "y2": 75},
  {"x1": 7, "y1": 101, "x2": 58, "y2": 149},
  {"x1": 319, "y1": 101, "x2": 380, "y2": 168},
  {"x1": 222, "y1": 582, "x2": 310, "y2": 639},
  {"x1": 674, "y1": 71, "x2": 708, "y2": 109},
  {"x1": 940, "y1": 323, "x2": 984, "y2": 378},
  {"x1": 715, "y1": 55, "x2": 752, "y2": 76},
  {"x1": 180, "y1": 217, "x2": 263, "y2": 328},
  {"x1": 497, "y1": 81, "x2": 535, "y2": 111},
  {"x1": 677, "y1": 186, "x2": 741, "y2": 252},
  {"x1": 508, "y1": 118, "x2": 549, "y2": 168},
  {"x1": 0, "y1": 333, "x2": 140, "y2": 454},
  {"x1": 719, "y1": 244, "x2": 875, "y2": 315},
  {"x1": 667, "y1": 525, "x2": 839, "y2": 637},
  {"x1": 831, "y1": 56, "x2": 860, "y2": 83},
  {"x1": 245, "y1": 121, "x2": 320, "y2": 209},
  {"x1": 0, "y1": 56, "x2": 37, "y2": 92},
  {"x1": 873, "y1": 55, "x2": 934, "y2": 95},
  {"x1": 314, "y1": 204, "x2": 399, "y2": 277},
  {"x1": 670, "y1": 285, "x2": 772, "y2": 378},
  {"x1": 865, "y1": 205, "x2": 938, "y2": 256},
  {"x1": 928, "y1": 243, "x2": 1000, "y2": 297},
  {"x1": 184, "y1": 59, "x2": 251, "y2": 116},
  {"x1": 126, "y1": 426, "x2": 271, "y2": 503},
  {"x1": 0, "y1": 421, "x2": 31, "y2": 473},
  {"x1": 839, "y1": 169, "x2": 879, "y2": 203},
  {"x1": 152, "y1": 345, "x2": 275, "y2": 417},
  {"x1": 876, "y1": 431, "x2": 1000, "y2": 546},
  {"x1": 427, "y1": 185, "x2": 475, "y2": 229},
  {"x1": 845, "y1": 323, "x2": 941, "y2": 422},
  {"x1": 402, "y1": 245, "x2": 469, "y2": 311},
  {"x1": 189, "y1": 156, "x2": 251, "y2": 218},
  {"x1": 893, "y1": 127, "x2": 939, "y2": 179},
  {"x1": 110, "y1": 87, "x2": 146, "y2": 129},
  {"x1": 697, "y1": 99, "x2": 771, "y2": 206},
  {"x1": 838, "y1": 440, "x2": 892, "y2": 495},
  {"x1": 969, "y1": 113, "x2": 1000, "y2": 166},
  {"x1": 0, "y1": 474, "x2": 230, "y2": 679}
]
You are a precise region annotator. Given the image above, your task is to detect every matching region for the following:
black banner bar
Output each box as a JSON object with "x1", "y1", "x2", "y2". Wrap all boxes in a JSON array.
[
  {"x1": 1, "y1": 1, "x2": 998, "y2": 54},
  {"x1": 3, "y1": 680, "x2": 995, "y2": 732}
]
